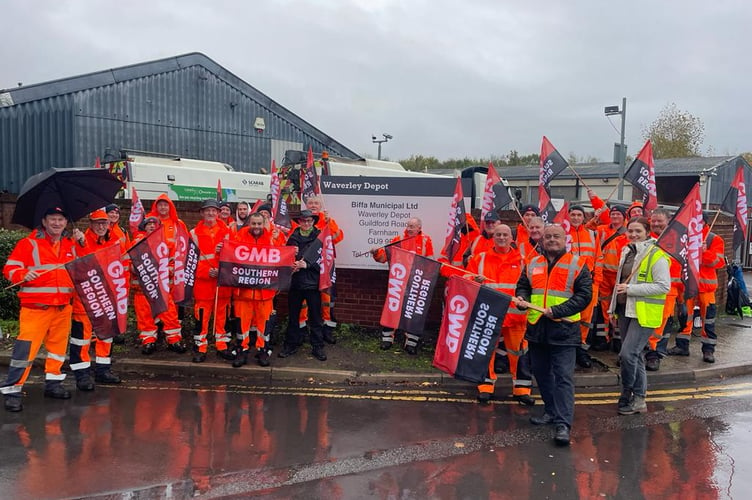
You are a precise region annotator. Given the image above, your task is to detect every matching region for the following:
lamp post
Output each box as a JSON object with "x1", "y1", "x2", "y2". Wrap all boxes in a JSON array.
[
  {"x1": 372, "y1": 133, "x2": 393, "y2": 160},
  {"x1": 605, "y1": 97, "x2": 627, "y2": 199}
]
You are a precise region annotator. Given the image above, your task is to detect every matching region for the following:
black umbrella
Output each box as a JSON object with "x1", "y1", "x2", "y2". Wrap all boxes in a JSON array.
[{"x1": 12, "y1": 167, "x2": 124, "y2": 228}]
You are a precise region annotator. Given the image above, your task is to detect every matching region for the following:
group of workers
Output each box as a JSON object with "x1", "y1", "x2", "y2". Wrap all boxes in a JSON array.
[
  {"x1": 1, "y1": 187, "x2": 727, "y2": 446},
  {"x1": 1, "y1": 194, "x2": 343, "y2": 413}
]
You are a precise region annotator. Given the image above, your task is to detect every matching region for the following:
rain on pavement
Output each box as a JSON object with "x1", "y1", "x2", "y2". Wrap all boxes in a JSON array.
[{"x1": 1, "y1": 376, "x2": 751, "y2": 499}]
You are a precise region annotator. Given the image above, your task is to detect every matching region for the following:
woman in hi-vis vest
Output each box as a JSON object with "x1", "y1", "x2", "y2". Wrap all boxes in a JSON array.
[{"x1": 609, "y1": 217, "x2": 670, "y2": 416}]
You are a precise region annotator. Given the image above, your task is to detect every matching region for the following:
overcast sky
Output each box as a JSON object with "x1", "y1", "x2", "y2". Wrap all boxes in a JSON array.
[{"x1": 2, "y1": 0, "x2": 749, "y2": 162}]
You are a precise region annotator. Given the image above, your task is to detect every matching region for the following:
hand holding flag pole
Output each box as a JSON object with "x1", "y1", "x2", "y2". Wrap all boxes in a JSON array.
[
  {"x1": 512, "y1": 297, "x2": 577, "y2": 324},
  {"x1": 355, "y1": 234, "x2": 418, "y2": 258}
]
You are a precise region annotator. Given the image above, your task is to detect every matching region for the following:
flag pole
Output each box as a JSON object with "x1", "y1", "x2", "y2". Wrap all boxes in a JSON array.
[
  {"x1": 355, "y1": 235, "x2": 419, "y2": 258},
  {"x1": 707, "y1": 208, "x2": 722, "y2": 234},
  {"x1": 568, "y1": 165, "x2": 593, "y2": 191}
]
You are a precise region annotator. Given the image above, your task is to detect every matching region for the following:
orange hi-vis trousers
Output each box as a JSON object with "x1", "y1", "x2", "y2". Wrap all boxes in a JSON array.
[
  {"x1": 299, "y1": 290, "x2": 336, "y2": 329},
  {"x1": 133, "y1": 291, "x2": 182, "y2": 345},
  {"x1": 478, "y1": 321, "x2": 532, "y2": 397},
  {"x1": 647, "y1": 292, "x2": 677, "y2": 353},
  {"x1": 677, "y1": 291, "x2": 717, "y2": 353},
  {"x1": 1, "y1": 305, "x2": 72, "y2": 396},
  {"x1": 580, "y1": 284, "x2": 599, "y2": 348},
  {"x1": 236, "y1": 298, "x2": 274, "y2": 350},
  {"x1": 70, "y1": 312, "x2": 114, "y2": 372},
  {"x1": 193, "y1": 297, "x2": 231, "y2": 353}
]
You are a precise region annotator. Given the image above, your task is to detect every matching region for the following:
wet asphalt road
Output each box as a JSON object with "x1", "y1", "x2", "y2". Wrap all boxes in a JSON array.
[{"x1": 1, "y1": 375, "x2": 751, "y2": 499}]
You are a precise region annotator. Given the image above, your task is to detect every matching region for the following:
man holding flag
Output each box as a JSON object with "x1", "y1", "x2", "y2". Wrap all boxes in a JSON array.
[
  {"x1": 68, "y1": 210, "x2": 124, "y2": 390},
  {"x1": 371, "y1": 217, "x2": 434, "y2": 352},
  {"x1": 515, "y1": 224, "x2": 592, "y2": 446}
]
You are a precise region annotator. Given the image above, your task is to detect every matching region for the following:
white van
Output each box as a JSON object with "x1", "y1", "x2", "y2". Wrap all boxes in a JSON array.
[{"x1": 106, "y1": 153, "x2": 270, "y2": 201}]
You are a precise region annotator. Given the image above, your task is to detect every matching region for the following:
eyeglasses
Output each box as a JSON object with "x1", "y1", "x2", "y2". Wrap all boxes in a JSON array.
[{"x1": 300, "y1": 218, "x2": 314, "y2": 224}]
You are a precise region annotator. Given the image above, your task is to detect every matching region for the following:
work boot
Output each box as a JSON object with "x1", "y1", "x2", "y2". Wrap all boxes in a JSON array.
[
  {"x1": 112, "y1": 334, "x2": 125, "y2": 345},
  {"x1": 619, "y1": 395, "x2": 647, "y2": 415},
  {"x1": 530, "y1": 413, "x2": 554, "y2": 425},
  {"x1": 576, "y1": 348, "x2": 592, "y2": 368},
  {"x1": 167, "y1": 341, "x2": 187, "y2": 354},
  {"x1": 216, "y1": 348, "x2": 236, "y2": 361},
  {"x1": 4, "y1": 396, "x2": 22, "y2": 412},
  {"x1": 380, "y1": 341, "x2": 393, "y2": 351},
  {"x1": 95, "y1": 370, "x2": 121, "y2": 384},
  {"x1": 591, "y1": 338, "x2": 610, "y2": 351},
  {"x1": 278, "y1": 345, "x2": 299, "y2": 358},
  {"x1": 192, "y1": 352, "x2": 207, "y2": 363},
  {"x1": 404, "y1": 344, "x2": 418, "y2": 356},
  {"x1": 75, "y1": 372, "x2": 95, "y2": 392},
  {"x1": 513, "y1": 394, "x2": 535, "y2": 406},
  {"x1": 703, "y1": 351, "x2": 715, "y2": 363},
  {"x1": 232, "y1": 350, "x2": 249, "y2": 368},
  {"x1": 44, "y1": 384, "x2": 72, "y2": 400},
  {"x1": 141, "y1": 342, "x2": 157, "y2": 355},
  {"x1": 477, "y1": 393, "x2": 492, "y2": 405},
  {"x1": 554, "y1": 424, "x2": 571, "y2": 446},
  {"x1": 257, "y1": 349, "x2": 271, "y2": 367},
  {"x1": 312, "y1": 345, "x2": 327, "y2": 362},
  {"x1": 668, "y1": 346, "x2": 690, "y2": 356},
  {"x1": 323, "y1": 326, "x2": 337, "y2": 345},
  {"x1": 645, "y1": 357, "x2": 661, "y2": 371}
]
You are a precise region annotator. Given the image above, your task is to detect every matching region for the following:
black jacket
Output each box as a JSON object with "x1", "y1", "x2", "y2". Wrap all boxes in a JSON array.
[
  {"x1": 515, "y1": 251, "x2": 593, "y2": 346},
  {"x1": 287, "y1": 227, "x2": 321, "y2": 290}
]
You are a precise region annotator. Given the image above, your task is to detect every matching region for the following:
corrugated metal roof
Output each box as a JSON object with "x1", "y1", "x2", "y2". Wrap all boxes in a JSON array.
[{"x1": 0, "y1": 52, "x2": 360, "y2": 193}]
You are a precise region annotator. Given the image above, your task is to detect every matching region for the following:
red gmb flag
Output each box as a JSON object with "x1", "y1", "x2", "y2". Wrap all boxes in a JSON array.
[
  {"x1": 720, "y1": 163, "x2": 748, "y2": 253},
  {"x1": 172, "y1": 223, "x2": 199, "y2": 305},
  {"x1": 433, "y1": 276, "x2": 510, "y2": 384},
  {"x1": 218, "y1": 240, "x2": 296, "y2": 291},
  {"x1": 539, "y1": 136, "x2": 569, "y2": 188},
  {"x1": 380, "y1": 247, "x2": 442, "y2": 333},
  {"x1": 656, "y1": 182, "x2": 703, "y2": 299},
  {"x1": 440, "y1": 177, "x2": 467, "y2": 263},
  {"x1": 65, "y1": 243, "x2": 128, "y2": 339},
  {"x1": 624, "y1": 140, "x2": 658, "y2": 211},
  {"x1": 129, "y1": 187, "x2": 145, "y2": 236},
  {"x1": 480, "y1": 162, "x2": 512, "y2": 223},
  {"x1": 317, "y1": 224, "x2": 336, "y2": 291},
  {"x1": 273, "y1": 195, "x2": 292, "y2": 231},
  {"x1": 128, "y1": 229, "x2": 171, "y2": 316}
]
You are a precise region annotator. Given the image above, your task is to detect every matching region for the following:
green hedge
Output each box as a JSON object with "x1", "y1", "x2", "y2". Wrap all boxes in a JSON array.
[{"x1": 0, "y1": 229, "x2": 26, "y2": 320}]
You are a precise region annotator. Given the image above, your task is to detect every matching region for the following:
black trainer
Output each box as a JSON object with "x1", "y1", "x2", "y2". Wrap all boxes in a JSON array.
[
  {"x1": 514, "y1": 394, "x2": 535, "y2": 406},
  {"x1": 529, "y1": 413, "x2": 555, "y2": 425},
  {"x1": 554, "y1": 424, "x2": 571, "y2": 446}
]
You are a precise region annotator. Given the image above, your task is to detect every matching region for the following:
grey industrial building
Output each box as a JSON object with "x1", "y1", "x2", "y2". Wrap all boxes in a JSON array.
[{"x1": 0, "y1": 52, "x2": 359, "y2": 194}]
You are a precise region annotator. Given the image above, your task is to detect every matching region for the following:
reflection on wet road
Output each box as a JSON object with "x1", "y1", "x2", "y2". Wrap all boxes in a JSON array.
[{"x1": 1, "y1": 378, "x2": 751, "y2": 499}]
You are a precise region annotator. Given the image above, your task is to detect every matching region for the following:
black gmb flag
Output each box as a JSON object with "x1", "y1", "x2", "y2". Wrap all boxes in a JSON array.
[
  {"x1": 65, "y1": 243, "x2": 128, "y2": 339},
  {"x1": 217, "y1": 240, "x2": 296, "y2": 290},
  {"x1": 380, "y1": 247, "x2": 442, "y2": 333},
  {"x1": 128, "y1": 229, "x2": 171, "y2": 316},
  {"x1": 433, "y1": 276, "x2": 511, "y2": 384}
]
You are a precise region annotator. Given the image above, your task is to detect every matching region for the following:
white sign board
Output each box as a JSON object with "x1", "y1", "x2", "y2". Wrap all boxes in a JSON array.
[{"x1": 320, "y1": 176, "x2": 472, "y2": 269}]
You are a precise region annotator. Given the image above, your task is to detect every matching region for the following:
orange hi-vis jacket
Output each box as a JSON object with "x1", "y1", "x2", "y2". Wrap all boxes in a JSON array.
[
  {"x1": 518, "y1": 238, "x2": 542, "y2": 264},
  {"x1": 4, "y1": 229, "x2": 77, "y2": 307},
  {"x1": 373, "y1": 231, "x2": 434, "y2": 263},
  {"x1": 595, "y1": 224, "x2": 628, "y2": 275},
  {"x1": 233, "y1": 227, "x2": 276, "y2": 301},
  {"x1": 699, "y1": 227, "x2": 725, "y2": 293},
  {"x1": 465, "y1": 246, "x2": 527, "y2": 327},
  {"x1": 315, "y1": 215, "x2": 344, "y2": 245},
  {"x1": 515, "y1": 224, "x2": 530, "y2": 248},
  {"x1": 569, "y1": 223, "x2": 600, "y2": 280},
  {"x1": 109, "y1": 223, "x2": 130, "y2": 248},
  {"x1": 191, "y1": 219, "x2": 232, "y2": 302},
  {"x1": 147, "y1": 193, "x2": 189, "y2": 257},
  {"x1": 464, "y1": 232, "x2": 495, "y2": 261},
  {"x1": 72, "y1": 228, "x2": 124, "y2": 315}
]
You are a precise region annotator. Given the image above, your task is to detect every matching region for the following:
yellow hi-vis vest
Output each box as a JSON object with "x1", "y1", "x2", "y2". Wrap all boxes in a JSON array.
[
  {"x1": 633, "y1": 246, "x2": 670, "y2": 328},
  {"x1": 526, "y1": 253, "x2": 584, "y2": 324}
]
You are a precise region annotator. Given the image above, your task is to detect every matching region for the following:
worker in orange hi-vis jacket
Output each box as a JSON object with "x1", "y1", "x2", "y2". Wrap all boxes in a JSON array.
[
  {"x1": 668, "y1": 216, "x2": 725, "y2": 363},
  {"x1": 462, "y1": 212, "x2": 501, "y2": 266},
  {"x1": 2, "y1": 207, "x2": 82, "y2": 412},
  {"x1": 300, "y1": 195, "x2": 343, "y2": 345},
  {"x1": 232, "y1": 212, "x2": 278, "y2": 368},
  {"x1": 69, "y1": 210, "x2": 123, "y2": 392},
  {"x1": 566, "y1": 205, "x2": 601, "y2": 369},
  {"x1": 591, "y1": 205, "x2": 629, "y2": 352},
  {"x1": 190, "y1": 200, "x2": 234, "y2": 364},
  {"x1": 132, "y1": 203, "x2": 187, "y2": 356},
  {"x1": 465, "y1": 224, "x2": 534, "y2": 406},
  {"x1": 514, "y1": 204, "x2": 540, "y2": 248},
  {"x1": 371, "y1": 217, "x2": 434, "y2": 354}
]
